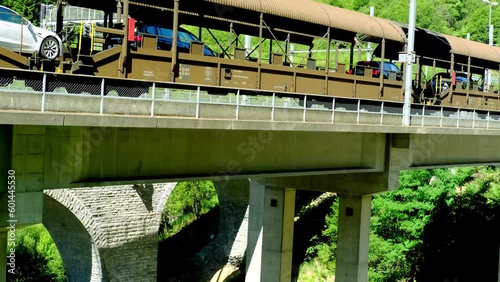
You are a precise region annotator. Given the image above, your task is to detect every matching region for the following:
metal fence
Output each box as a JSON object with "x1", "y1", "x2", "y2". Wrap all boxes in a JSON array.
[
  {"x1": 1, "y1": 67, "x2": 500, "y2": 129},
  {"x1": 40, "y1": 4, "x2": 117, "y2": 31}
]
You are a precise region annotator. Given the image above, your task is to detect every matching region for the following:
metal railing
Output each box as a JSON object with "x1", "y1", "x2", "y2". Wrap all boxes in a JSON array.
[
  {"x1": 40, "y1": 4, "x2": 116, "y2": 31},
  {"x1": 1, "y1": 67, "x2": 500, "y2": 129}
]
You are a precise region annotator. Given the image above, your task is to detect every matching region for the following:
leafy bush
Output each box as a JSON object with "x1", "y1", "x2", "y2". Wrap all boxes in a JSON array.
[
  {"x1": 8, "y1": 224, "x2": 66, "y2": 282},
  {"x1": 159, "y1": 181, "x2": 219, "y2": 240},
  {"x1": 298, "y1": 167, "x2": 500, "y2": 281}
]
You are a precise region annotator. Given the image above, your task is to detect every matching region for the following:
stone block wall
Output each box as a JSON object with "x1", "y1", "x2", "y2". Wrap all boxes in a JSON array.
[{"x1": 43, "y1": 183, "x2": 175, "y2": 282}]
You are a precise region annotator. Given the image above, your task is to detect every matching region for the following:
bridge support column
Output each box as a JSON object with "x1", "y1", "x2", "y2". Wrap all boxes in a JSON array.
[
  {"x1": 0, "y1": 125, "x2": 10, "y2": 282},
  {"x1": 0, "y1": 231, "x2": 6, "y2": 282},
  {"x1": 246, "y1": 180, "x2": 295, "y2": 282},
  {"x1": 0, "y1": 125, "x2": 44, "y2": 227},
  {"x1": 44, "y1": 183, "x2": 175, "y2": 282},
  {"x1": 335, "y1": 194, "x2": 372, "y2": 282}
]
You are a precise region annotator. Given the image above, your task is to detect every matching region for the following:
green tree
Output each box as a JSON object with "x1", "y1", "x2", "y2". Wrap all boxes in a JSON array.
[
  {"x1": 9, "y1": 224, "x2": 66, "y2": 282},
  {"x1": 298, "y1": 167, "x2": 500, "y2": 281},
  {"x1": 159, "y1": 181, "x2": 219, "y2": 239},
  {"x1": 2, "y1": 0, "x2": 55, "y2": 25}
]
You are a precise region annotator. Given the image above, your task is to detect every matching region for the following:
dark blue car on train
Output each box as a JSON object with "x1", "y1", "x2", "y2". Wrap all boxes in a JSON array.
[{"x1": 107, "y1": 23, "x2": 216, "y2": 56}]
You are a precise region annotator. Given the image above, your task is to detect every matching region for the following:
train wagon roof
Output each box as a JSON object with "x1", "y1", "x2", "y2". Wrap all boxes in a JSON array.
[
  {"x1": 442, "y1": 34, "x2": 500, "y2": 64},
  {"x1": 64, "y1": 0, "x2": 407, "y2": 43},
  {"x1": 65, "y1": 0, "x2": 500, "y2": 68},
  {"x1": 205, "y1": 0, "x2": 407, "y2": 42},
  {"x1": 392, "y1": 24, "x2": 500, "y2": 70}
]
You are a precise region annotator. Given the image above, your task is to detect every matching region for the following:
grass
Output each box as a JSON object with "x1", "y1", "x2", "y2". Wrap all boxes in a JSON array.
[{"x1": 297, "y1": 258, "x2": 336, "y2": 282}]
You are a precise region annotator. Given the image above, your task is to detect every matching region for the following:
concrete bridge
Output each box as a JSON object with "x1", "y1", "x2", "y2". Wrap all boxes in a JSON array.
[{"x1": 2, "y1": 74, "x2": 500, "y2": 281}]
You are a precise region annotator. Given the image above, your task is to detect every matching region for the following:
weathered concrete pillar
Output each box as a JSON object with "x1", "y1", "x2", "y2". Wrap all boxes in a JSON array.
[
  {"x1": 43, "y1": 183, "x2": 175, "y2": 282},
  {"x1": 335, "y1": 194, "x2": 372, "y2": 282},
  {"x1": 246, "y1": 180, "x2": 295, "y2": 282},
  {"x1": 0, "y1": 125, "x2": 45, "y2": 282},
  {"x1": 0, "y1": 125, "x2": 44, "y2": 227},
  {"x1": 0, "y1": 231, "x2": 6, "y2": 282},
  {"x1": 0, "y1": 125, "x2": 10, "y2": 282}
]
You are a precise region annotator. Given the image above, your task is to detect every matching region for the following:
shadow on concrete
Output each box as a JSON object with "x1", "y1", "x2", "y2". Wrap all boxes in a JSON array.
[
  {"x1": 133, "y1": 184, "x2": 155, "y2": 212},
  {"x1": 157, "y1": 207, "x2": 220, "y2": 281}
]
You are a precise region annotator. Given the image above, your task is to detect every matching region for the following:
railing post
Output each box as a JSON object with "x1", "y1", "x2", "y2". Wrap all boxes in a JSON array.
[
  {"x1": 331, "y1": 97, "x2": 336, "y2": 123},
  {"x1": 487, "y1": 111, "x2": 490, "y2": 129},
  {"x1": 380, "y1": 101, "x2": 384, "y2": 125},
  {"x1": 271, "y1": 92, "x2": 275, "y2": 121},
  {"x1": 356, "y1": 99, "x2": 361, "y2": 124},
  {"x1": 196, "y1": 86, "x2": 200, "y2": 118},
  {"x1": 456, "y1": 109, "x2": 460, "y2": 128},
  {"x1": 303, "y1": 95, "x2": 307, "y2": 122},
  {"x1": 151, "y1": 83, "x2": 156, "y2": 117},
  {"x1": 440, "y1": 107, "x2": 444, "y2": 128},
  {"x1": 472, "y1": 110, "x2": 476, "y2": 129},
  {"x1": 236, "y1": 89, "x2": 240, "y2": 120},
  {"x1": 421, "y1": 105, "x2": 425, "y2": 127},
  {"x1": 100, "y1": 78, "x2": 105, "y2": 114},
  {"x1": 41, "y1": 74, "x2": 47, "y2": 112}
]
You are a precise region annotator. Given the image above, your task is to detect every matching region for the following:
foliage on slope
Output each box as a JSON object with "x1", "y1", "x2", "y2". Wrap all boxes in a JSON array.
[
  {"x1": 298, "y1": 167, "x2": 500, "y2": 281},
  {"x1": 9, "y1": 224, "x2": 66, "y2": 282},
  {"x1": 159, "y1": 181, "x2": 219, "y2": 240}
]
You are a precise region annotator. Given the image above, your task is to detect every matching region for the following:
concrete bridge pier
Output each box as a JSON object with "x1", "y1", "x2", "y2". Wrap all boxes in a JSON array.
[
  {"x1": 246, "y1": 180, "x2": 296, "y2": 282},
  {"x1": 335, "y1": 194, "x2": 372, "y2": 282}
]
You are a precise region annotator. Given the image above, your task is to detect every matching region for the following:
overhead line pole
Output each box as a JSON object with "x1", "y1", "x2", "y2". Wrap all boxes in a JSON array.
[{"x1": 403, "y1": 0, "x2": 417, "y2": 126}]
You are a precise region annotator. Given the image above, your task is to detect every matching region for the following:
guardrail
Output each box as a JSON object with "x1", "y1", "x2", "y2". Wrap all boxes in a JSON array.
[{"x1": 1, "y1": 67, "x2": 500, "y2": 129}]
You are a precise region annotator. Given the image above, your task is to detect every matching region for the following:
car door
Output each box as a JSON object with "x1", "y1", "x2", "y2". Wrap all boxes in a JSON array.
[
  {"x1": 156, "y1": 26, "x2": 174, "y2": 51},
  {"x1": 0, "y1": 7, "x2": 20, "y2": 50},
  {"x1": 0, "y1": 8, "x2": 36, "y2": 53},
  {"x1": 19, "y1": 20, "x2": 38, "y2": 53}
]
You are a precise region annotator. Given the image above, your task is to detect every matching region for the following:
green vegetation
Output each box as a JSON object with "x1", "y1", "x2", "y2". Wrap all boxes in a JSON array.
[
  {"x1": 9, "y1": 224, "x2": 66, "y2": 282},
  {"x1": 1, "y1": 0, "x2": 54, "y2": 26},
  {"x1": 159, "y1": 181, "x2": 219, "y2": 240},
  {"x1": 298, "y1": 167, "x2": 500, "y2": 281}
]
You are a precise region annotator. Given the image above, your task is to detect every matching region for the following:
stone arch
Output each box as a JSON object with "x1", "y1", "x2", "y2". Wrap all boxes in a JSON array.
[
  {"x1": 44, "y1": 189, "x2": 105, "y2": 245},
  {"x1": 43, "y1": 183, "x2": 177, "y2": 282},
  {"x1": 42, "y1": 193, "x2": 107, "y2": 282}
]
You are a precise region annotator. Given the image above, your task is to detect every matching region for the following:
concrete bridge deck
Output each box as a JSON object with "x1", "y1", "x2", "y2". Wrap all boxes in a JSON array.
[{"x1": 1, "y1": 69, "x2": 500, "y2": 282}]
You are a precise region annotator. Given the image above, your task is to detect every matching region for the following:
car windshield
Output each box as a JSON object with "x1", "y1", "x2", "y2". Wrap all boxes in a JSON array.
[
  {"x1": 178, "y1": 30, "x2": 198, "y2": 43},
  {"x1": 384, "y1": 62, "x2": 400, "y2": 72},
  {"x1": 145, "y1": 25, "x2": 199, "y2": 43},
  {"x1": 0, "y1": 6, "x2": 23, "y2": 24},
  {"x1": 156, "y1": 27, "x2": 173, "y2": 40}
]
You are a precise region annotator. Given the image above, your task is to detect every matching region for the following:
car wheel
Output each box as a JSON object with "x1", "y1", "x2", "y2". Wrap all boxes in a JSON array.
[{"x1": 40, "y1": 37, "x2": 60, "y2": 60}]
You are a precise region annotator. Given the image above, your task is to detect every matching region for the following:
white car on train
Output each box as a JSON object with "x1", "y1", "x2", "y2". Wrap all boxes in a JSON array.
[{"x1": 0, "y1": 5, "x2": 62, "y2": 60}]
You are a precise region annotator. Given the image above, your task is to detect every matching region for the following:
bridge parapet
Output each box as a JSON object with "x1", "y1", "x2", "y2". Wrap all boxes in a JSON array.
[{"x1": 2, "y1": 68, "x2": 500, "y2": 130}]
